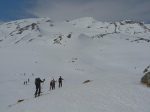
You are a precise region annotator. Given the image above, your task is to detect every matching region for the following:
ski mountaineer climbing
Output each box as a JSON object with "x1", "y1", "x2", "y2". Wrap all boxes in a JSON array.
[
  {"x1": 58, "y1": 76, "x2": 64, "y2": 88},
  {"x1": 50, "y1": 80, "x2": 53, "y2": 90},
  {"x1": 52, "y1": 78, "x2": 56, "y2": 90},
  {"x1": 50, "y1": 78, "x2": 56, "y2": 90},
  {"x1": 34, "y1": 78, "x2": 45, "y2": 97}
]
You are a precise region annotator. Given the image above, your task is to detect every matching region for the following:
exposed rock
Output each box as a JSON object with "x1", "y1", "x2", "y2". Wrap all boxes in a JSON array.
[
  {"x1": 67, "y1": 33, "x2": 72, "y2": 38},
  {"x1": 46, "y1": 19, "x2": 52, "y2": 22},
  {"x1": 131, "y1": 37, "x2": 150, "y2": 43},
  {"x1": 50, "y1": 24, "x2": 54, "y2": 27},
  {"x1": 17, "y1": 99, "x2": 24, "y2": 103},
  {"x1": 53, "y1": 35, "x2": 62, "y2": 44},
  {"x1": 66, "y1": 20, "x2": 70, "y2": 22},
  {"x1": 147, "y1": 79, "x2": 150, "y2": 87},
  {"x1": 120, "y1": 20, "x2": 144, "y2": 25},
  {"x1": 9, "y1": 23, "x2": 40, "y2": 36},
  {"x1": 143, "y1": 65, "x2": 150, "y2": 73},
  {"x1": 83, "y1": 80, "x2": 92, "y2": 84},
  {"x1": 141, "y1": 72, "x2": 150, "y2": 86}
]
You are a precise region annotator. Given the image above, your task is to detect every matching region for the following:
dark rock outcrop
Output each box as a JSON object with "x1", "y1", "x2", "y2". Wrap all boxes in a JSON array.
[
  {"x1": 141, "y1": 72, "x2": 150, "y2": 86},
  {"x1": 83, "y1": 80, "x2": 92, "y2": 84}
]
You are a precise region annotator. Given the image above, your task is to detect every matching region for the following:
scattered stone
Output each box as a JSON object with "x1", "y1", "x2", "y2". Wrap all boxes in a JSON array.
[
  {"x1": 66, "y1": 20, "x2": 70, "y2": 22},
  {"x1": 83, "y1": 80, "x2": 92, "y2": 84},
  {"x1": 67, "y1": 33, "x2": 72, "y2": 38},
  {"x1": 53, "y1": 35, "x2": 62, "y2": 44},
  {"x1": 17, "y1": 99, "x2": 24, "y2": 103},
  {"x1": 50, "y1": 24, "x2": 54, "y2": 27}
]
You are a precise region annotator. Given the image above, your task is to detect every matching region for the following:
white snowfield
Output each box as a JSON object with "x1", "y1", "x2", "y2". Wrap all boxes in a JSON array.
[{"x1": 0, "y1": 17, "x2": 150, "y2": 112}]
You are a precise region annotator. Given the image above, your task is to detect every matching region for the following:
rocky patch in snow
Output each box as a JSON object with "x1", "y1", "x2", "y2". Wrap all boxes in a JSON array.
[
  {"x1": 141, "y1": 65, "x2": 150, "y2": 86},
  {"x1": 83, "y1": 80, "x2": 92, "y2": 84},
  {"x1": 131, "y1": 37, "x2": 150, "y2": 43},
  {"x1": 10, "y1": 23, "x2": 40, "y2": 36},
  {"x1": 141, "y1": 72, "x2": 150, "y2": 86}
]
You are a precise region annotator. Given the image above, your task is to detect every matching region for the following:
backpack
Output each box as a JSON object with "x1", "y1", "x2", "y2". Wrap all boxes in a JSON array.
[{"x1": 35, "y1": 78, "x2": 40, "y2": 85}]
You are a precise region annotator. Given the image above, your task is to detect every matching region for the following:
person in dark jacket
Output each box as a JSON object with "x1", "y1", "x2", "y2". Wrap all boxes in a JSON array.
[
  {"x1": 58, "y1": 76, "x2": 64, "y2": 88},
  {"x1": 28, "y1": 78, "x2": 30, "y2": 83},
  {"x1": 50, "y1": 80, "x2": 53, "y2": 90},
  {"x1": 52, "y1": 79, "x2": 56, "y2": 90},
  {"x1": 34, "y1": 78, "x2": 45, "y2": 97},
  {"x1": 50, "y1": 78, "x2": 56, "y2": 90}
]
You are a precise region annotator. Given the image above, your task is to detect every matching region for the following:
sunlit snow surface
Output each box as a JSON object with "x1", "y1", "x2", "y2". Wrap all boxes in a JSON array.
[{"x1": 0, "y1": 17, "x2": 150, "y2": 112}]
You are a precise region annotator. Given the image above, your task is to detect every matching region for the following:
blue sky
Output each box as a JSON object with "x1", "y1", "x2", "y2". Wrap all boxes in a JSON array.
[
  {"x1": 0, "y1": 0, "x2": 36, "y2": 21},
  {"x1": 0, "y1": 0, "x2": 150, "y2": 23}
]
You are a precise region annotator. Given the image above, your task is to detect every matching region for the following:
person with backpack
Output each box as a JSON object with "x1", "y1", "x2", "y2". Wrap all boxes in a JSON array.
[
  {"x1": 50, "y1": 80, "x2": 53, "y2": 90},
  {"x1": 58, "y1": 76, "x2": 64, "y2": 88},
  {"x1": 34, "y1": 77, "x2": 45, "y2": 97},
  {"x1": 52, "y1": 78, "x2": 57, "y2": 90},
  {"x1": 28, "y1": 78, "x2": 30, "y2": 83},
  {"x1": 50, "y1": 78, "x2": 56, "y2": 90}
]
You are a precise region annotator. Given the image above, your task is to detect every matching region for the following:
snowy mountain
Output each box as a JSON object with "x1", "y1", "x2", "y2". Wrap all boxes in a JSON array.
[
  {"x1": 0, "y1": 17, "x2": 150, "y2": 46},
  {"x1": 0, "y1": 17, "x2": 150, "y2": 112}
]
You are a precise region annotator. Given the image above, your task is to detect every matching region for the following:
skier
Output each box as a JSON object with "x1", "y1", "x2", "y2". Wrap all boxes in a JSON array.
[
  {"x1": 28, "y1": 78, "x2": 30, "y2": 83},
  {"x1": 58, "y1": 76, "x2": 64, "y2": 88},
  {"x1": 52, "y1": 78, "x2": 56, "y2": 90},
  {"x1": 34, "y1": 77, "x2": 45, "y2": 97},
  {"x1": 50, "y1": 80, "x2": 53, "y2": 90}
]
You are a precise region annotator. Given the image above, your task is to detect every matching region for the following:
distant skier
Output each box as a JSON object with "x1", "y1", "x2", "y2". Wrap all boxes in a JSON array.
[
  {"x1": 58, "y1": 76, "x2": 64, "y2": 88},
  {"x1": 32, "y1": 73, "x2": 34, "y2": 76},
  {"x1": 52, "y1": 79, "x2": 57, "y2": 90},
  {"x1": 28, "y1": 78, "x2": 30, "y2": 83},
  {"x1": 34, "y1": 77, "x2": 45, "y2": 97},
  {"x1": 50, "y1": 80, "x2": 53, "y2": 90},
  {"x1": 50, "y1": 78, "x2": 56, "y2": 90}
]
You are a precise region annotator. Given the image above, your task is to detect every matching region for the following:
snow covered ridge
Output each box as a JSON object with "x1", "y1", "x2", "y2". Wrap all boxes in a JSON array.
[
  {"x1": 0, "y1": 17, "x2": 53, "y2": 46},
  {"x1": 0, "y1": 17, "x2": 150, "y2": 46},
  {"x1": 69, "y1": 17, "x2": 150, "y2": 33}
]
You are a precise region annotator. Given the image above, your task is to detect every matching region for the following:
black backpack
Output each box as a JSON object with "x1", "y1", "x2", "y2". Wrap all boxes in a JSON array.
[{"x1": 35, "y1": 78, "x2": 40, "y2": 85}]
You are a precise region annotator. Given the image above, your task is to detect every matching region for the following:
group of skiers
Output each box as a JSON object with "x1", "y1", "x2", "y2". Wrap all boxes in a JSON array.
[
  {"x1": 24, "y1": 78, "x2": 30, "y2": 85},
  {"x1": 34, "y1": 76, "x2": 64, "y2": 97}
]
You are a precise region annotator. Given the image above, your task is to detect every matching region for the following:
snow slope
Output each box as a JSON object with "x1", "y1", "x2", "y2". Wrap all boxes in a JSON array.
[{"x1": 0, "y1": 17, "x2": 150, "y2": 112}]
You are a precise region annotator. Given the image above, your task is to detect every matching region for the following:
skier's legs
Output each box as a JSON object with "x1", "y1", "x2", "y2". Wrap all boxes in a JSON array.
[
  {"x1": 38, "y1": 86, "x2": 41, "y2": 96},
  {"x1": 59, "y1": 82, "x2": 60, "y2": 88},
  {"x1": 52, "y1": 84, "x2": 53, "y2": 90},
  {"x1": 51, "y1": 84, "x2": 53, "y2": 90},
  {"x1": 59, "y1": 82, "x2": 62, "y2": 88},
  {"x1": 60, "y1": 82, "x2": 62, "y2": 87},
  {"x1": 50, "y1": 85, "x2": 52, "y2": 90},
  {"x1": 35, "y1": 85, "x2": 38, "y2": 97}
]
